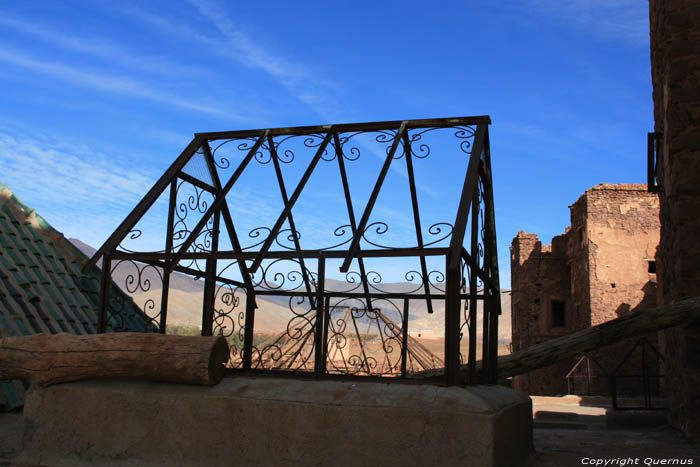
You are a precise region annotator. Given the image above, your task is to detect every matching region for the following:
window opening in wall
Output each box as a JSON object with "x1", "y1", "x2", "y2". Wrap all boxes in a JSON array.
[
  {"x1": 552, "y1": 300, "x2": 566, "y2": 328},
  {"x1": 648, "y1": 261, "x2": 656, "y2": 274}
]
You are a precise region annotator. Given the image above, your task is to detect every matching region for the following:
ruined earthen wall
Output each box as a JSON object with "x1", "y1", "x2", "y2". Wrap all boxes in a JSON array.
[
  {"x1": 567, "y1": 196, "x2": 592, "y2": 330},
  {"x1": 650, "y1": 0, "x2": 700, "y2": 439},
  {"x1": 511, "y1": 231, "x2": 573, "y2": 395},
  {"x1": 580, "y1": 186, "x2": 660, "y2": 384},
  {"x1": 511, "y1": 185, "x2": 660, "y2": 396},
  {"x1": 584, "y1": 185, "x2": 660, "y2": 324}
]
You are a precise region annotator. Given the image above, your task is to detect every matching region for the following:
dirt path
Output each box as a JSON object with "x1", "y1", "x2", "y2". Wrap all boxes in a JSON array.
[{"x1": 531, "y1": 396, "x2": 700, "y2": 466}]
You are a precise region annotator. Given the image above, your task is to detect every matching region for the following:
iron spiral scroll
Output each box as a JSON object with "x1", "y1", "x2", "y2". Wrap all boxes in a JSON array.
[{"x1": 92, "y1": 116, "x2": 500, "y2": 385}]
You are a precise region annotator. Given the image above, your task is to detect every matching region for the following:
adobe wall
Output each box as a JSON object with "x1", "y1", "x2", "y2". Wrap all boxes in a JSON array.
[
  {"x1": 650, "y1": 0, "x2": 700, "y2": 440},
  {"x1": 511, "y1": 231, "x2": 574, "y2": 395},
  {"x1": 511, "y1": 185, "x2": 660, "y2": 396},
  {"x1": 567, "y1": 194, "x2": 592, "y2": 330},
  {"x1": 582, "y1": 185, "x2": 659, "y2": 325},
  {"x1": 19, "y1": 378, "x2": 533, "y2": 467}
]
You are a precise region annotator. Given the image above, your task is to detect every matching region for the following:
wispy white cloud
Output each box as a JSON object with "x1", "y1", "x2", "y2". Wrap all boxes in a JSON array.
[
  {"x1": 116, "y1": 4, "x2": 220, "y2": 49},
  {"x1": 187, "y1": 0, "x2": 344, "y2": 119},
  {"x1": 119, "y1": 1, "x2": 341, "y2": 121},
  {"x1": 0, "y1": 129, "x2": 162, "y2": 247},
  {"x1": 523, "y1": 0, "x2": 649, "y2": 45},
  {"x1": 117, "y1": 2, "x2": 445, "y2": 206},
  {"x1": 0, "y1": 14, "x2": 203, "y2": 77},
  {"x1": 0, "y1": 47, "x2": 245, "y2": 120},
  {"x1": 184, "y1": 0, "x2": 317, "y2": 88}
]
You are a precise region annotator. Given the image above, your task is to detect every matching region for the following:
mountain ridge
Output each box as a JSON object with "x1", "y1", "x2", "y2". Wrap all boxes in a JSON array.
[{"x1": 69, "y1": 238, "x2": 511, "y2": 343}]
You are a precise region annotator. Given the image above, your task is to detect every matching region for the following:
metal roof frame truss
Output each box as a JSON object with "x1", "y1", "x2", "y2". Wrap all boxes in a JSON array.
[{"x1": 85, "y1": 116, "x2": 501, "y2": 386}]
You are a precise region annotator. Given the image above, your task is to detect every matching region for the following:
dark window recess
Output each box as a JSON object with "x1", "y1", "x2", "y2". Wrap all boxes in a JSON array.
[
  {"x1": 552, "y1": 300, "x2": 566, "y2": 328},
  {"x1": 648, "y1": 261, "x2": 656, "y2": 274}
]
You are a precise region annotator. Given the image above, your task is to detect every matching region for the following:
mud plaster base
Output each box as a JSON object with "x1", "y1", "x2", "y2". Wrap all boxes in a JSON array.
[{"x1": 19, "y1": 377, "x2": 533, "y2": 467}]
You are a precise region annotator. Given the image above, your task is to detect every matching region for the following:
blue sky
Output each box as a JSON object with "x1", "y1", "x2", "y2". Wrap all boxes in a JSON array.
[{"x1": 0, "y1": 0, "x2": 652, "y2": 287}]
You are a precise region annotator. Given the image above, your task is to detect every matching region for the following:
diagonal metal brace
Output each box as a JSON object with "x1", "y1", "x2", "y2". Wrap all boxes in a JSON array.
[
  {"x1": 201, "y1": 142, "x2": 258, "y2": 308},
  {"x1": 402, "y1": 131, "x2": 433, "y2": 314},
  {"x1": 333, "y1": 133, "x2": 373, "y2": 313},
  {"x1": 250, "y1": 130, "x2": 334, "y2": 273},
  {"x1": 340, "y1": 121, "x2": 407, "y2": 273},
  {"x1": 166, "y1": 132, "x2": 268, "y2": 275},
  {"x1": 268, "y1": 135, "x2": 317, "y2": 310},
  {"x1": 83, "y1": 136, "x2": 203, "y2": 273}
]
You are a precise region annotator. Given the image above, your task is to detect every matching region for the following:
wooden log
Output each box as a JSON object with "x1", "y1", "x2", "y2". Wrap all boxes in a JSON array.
[
  {"x1": 412, "y1": 297, "x2": 700, "y2": 383},
  {"x1": 0, "y1": 333, "x2": 230, "y2": 386},
  {"x1": 492, "y1": 296, "x2": 700, "y2": 381}
]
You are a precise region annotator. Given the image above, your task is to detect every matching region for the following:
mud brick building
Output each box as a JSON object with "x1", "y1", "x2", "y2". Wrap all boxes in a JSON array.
[
  {"x1": 511, "y1": 184, "x2": 660, "y2": 395},
  {"x1": 650, "y1": 0, "x2": 700, "y2": 440}
]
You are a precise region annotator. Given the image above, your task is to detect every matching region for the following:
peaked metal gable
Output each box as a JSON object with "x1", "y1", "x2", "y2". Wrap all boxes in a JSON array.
[{"x1": 86, "y1": 116, "x2": 502, "y2": 386}]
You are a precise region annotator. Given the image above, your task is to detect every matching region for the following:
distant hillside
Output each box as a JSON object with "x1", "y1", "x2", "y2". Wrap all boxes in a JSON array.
[{"x1": 70, "y1": 238, "x2": 511, "y2": 343}]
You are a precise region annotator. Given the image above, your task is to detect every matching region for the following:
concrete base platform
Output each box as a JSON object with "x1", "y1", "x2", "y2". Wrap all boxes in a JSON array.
[{"x1": 18, "y1": 377, "x2": 532, "y2": 467}]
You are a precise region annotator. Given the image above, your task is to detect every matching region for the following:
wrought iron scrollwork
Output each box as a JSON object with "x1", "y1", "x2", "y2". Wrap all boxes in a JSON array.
[
  {"x1": 96, "y1": 117, "x2": 498, "y2": 385},
  {"x1": 116, "y1": 229, "x2": 146, "y2": 253},
  {"x1": 213, "y1": 282, "x2": 246, "y2": 368},
  {"x1": 249, "y1": 258, "x2": 317, "y2": 292},
  {"x1": 106, "y1": 259, "x2": 162, "y2": 332},
  {"x1": 326, "y1": 298, "x2": 403, "y2": 376},
  {"x1": 253, "y1": 295, "x2": 316, "y2": 371},
  {"x1": 424, "y1": 222, "x2": 453, "y2": 247}
]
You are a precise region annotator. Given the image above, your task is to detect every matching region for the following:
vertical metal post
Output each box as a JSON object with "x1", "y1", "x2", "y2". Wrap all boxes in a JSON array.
[
  {"x1": 98, "y1": 254, "x2": 112, "y2": 333},
  {"x1": 159, "y1": 180, "x2": 177, "y2": 333},
  {"x1": 314, "y1": 255, "x2": 326, "y2": 378},
  {"x1": 642, "y1": 340, "x2": 649, "y2": 409},
  {"x1": 445, "y1": 254, "x2": 462, "y2": 386},
  {"x1": 401, "y1": 297, "x2": 409, "y2": 378},
  {"x1": 242, "y1": 288, "x2": 256, "y2": 370},
  {"x1": 468, "y1": 192, "x2": 479, "y2": 383},
  {"x1": 482, "y1": 279, "x2": 491, "y2": 380},
  {"x1": 482, "y1": 130, "x2": 501, "y2": 384},
  {"x1": 587, "y1": 357, "x2": 592, "y2": 396},
  {"x1": 481, "y1": 167, "x2": 492, "y2": 378},
  {"x1": 322, "y1": 295, "x2": 331, "y2": 367},
  {"x1": 201, "y1": 209, "x2": 220, "y2": 336}
]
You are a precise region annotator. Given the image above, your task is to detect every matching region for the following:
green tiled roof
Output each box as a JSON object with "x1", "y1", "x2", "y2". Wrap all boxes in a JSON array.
[{"x1": 0, "y1": 182, "x2": 156, "y2": 411}]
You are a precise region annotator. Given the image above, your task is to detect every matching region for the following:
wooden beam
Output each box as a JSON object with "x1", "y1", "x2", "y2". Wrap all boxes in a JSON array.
[
  {"x1": 412, "y1": 297, "x2": 700, "y2": 382},
  {"x1": 495, "y1": 297, "x2": 700, "y2": 381},
  {"x1": 0, "y1": 333, "x2": 230, "y2": 386}
]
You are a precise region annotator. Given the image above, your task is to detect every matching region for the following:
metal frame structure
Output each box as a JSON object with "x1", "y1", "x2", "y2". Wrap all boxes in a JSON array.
[
  {"x1": 611, "y1": 337, "x2": 666, "y2": 410},
  {"x1": 85, "y1": 116, "x2": 501, "y2": 386},
  {"x1": 647, "y1": 131, "x2": 663, "y2": 192}
]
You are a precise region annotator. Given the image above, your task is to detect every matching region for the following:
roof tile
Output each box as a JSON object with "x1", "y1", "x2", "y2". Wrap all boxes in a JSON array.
[{"x1": 0, "y1": 181, "x2": 156, "y2": 410}]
